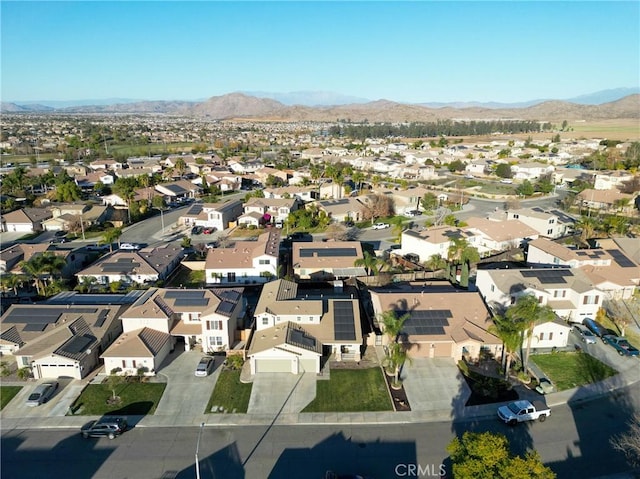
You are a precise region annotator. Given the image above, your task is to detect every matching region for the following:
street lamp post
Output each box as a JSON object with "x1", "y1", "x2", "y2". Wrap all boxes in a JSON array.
[
  {"x1": 160, "y1": 207, "x2": 165, "y2": 234},
  {"x1": 195, "y1": 422, "x2": 205, "y2": 479}
]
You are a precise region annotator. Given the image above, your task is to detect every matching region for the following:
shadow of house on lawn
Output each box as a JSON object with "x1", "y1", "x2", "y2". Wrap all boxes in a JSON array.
[{"x1": 268, "y1": 431, "x2": 416, "y2": 479}]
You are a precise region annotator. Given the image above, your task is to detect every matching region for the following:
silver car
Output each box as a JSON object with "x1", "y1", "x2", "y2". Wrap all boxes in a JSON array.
[
  {"x1": 26, "y1": 382, "x2": 59, "y2": 407},
  {"x1": 573, "y1": 324, "x2": 597, "y2": 344},
  {"x1": 195, "y1": 357, "x2": 214, "y2": 377}
]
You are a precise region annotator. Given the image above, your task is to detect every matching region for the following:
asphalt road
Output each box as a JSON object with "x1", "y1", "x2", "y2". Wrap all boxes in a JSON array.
[{"x1": 3, "y1": 381, "x2": 639, "y2": 479}]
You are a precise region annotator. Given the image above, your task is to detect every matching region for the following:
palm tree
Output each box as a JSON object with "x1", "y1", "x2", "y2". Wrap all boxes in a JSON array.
[
  {"x1": 19, "y1": 253, "x2": 67, "y2": 296},
  {"x1": 489, "y1": 314, "x2": 523, "y2": 380},
  {"x1": 383, "y1": 342, "x2": 410, "y2": 385},
  {"x1": 379, "y1": 310, "x2": 411, "y2": 384},
  {"x1": 76, "y1": 276, "x2": 97, "y2": 293},
  {"x1": 0, "y1": 273, "x2": 26, "y2": 296},
  {"x1": 102, "y1": 227, "x2": 123, "y2": 252},
  {"x1": 575, "y1": 215, "x2": 597, "y2": 246},
  {"x1": 506, "y1": 294, "x2": 555, "y2": 371},
  {"x1": 354, "y1": 251, "x2": 383, "y2": 276},
  {"x1": 174, "y1": 157, "x2": 187, "y2": 178},
  {"x1": 425, "y1": 254, "x2": 447, "y2": 278},
  {"x1": 379, "y1": 310, "x2": 409, "y2": 345}
]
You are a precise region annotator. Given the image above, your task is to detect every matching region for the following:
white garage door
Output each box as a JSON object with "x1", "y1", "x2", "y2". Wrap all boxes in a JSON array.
[{"x1": 255, "y1": 358, "x2": 292, "y2": 373}]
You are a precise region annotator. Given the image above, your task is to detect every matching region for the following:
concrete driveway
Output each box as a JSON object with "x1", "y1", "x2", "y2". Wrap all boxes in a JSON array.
[
  {"x1": 1, "y1": 378, "x2": 81, "y2": 419},
  {"x1": 400, "y1": 358, "x2": 470, "y2": 413},
  {"x1": 151, "y1": 350, "x2": 221, "y2": 422},
  {"x1": 247, "y1": 373, "x2": 316, "y2": 415}
]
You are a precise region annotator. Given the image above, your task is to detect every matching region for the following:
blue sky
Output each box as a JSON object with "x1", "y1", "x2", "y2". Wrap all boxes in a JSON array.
[{"x1": 1, "y1": 1, "x2": 639, "y2": 103}]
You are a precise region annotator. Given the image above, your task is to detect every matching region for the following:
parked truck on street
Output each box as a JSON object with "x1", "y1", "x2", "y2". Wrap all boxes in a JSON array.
[{"x1": 497, "y1": 400, "x2": 551, "y2": 426}]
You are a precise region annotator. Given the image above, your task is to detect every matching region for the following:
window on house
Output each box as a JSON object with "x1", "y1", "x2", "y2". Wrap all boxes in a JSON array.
[
  {"x1": 549, "y1": 332, "x2": 553, "y2": 341},
  {"x1": 259, "y1": 259, "x2": 270, "y2": 265},
  {"x1": 490, "y1": 284, "x2": 495, "y2": 292},
  {"x1": 538, "y1": 296, "x2": 543, "y2": 303},
  {"x1": 539, "y1": 332, "x2": 544, "y2": 341},
  {"x1": 549, "y1": 219, "x2": 555, "y2": 224},
  {"x1": 207, "y1": 320, "x2": 222, "y2": 330},
  {"x1": 262, "y1": 317, "x2": 268, "y2": 325},
  {"x1": 562, "y1": 290, "x2": 566, "y2": 298},
  {"x1": 547, "y1": 229, "x2": 553, "y2": 235},
  {"x1": 208, "y1": 336, "x2": 223, "y2": 347},
  {"x1": 297, "y1": 316, "x2": 301, "y2": 322}
]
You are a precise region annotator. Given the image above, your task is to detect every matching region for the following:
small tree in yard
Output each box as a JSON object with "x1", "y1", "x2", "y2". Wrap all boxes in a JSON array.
[
  {"x1": 17, "y1": 367, "x2": 31, "y2": 381},
  {"x1": 107, "y1": 368, "x2": 125, "y2": 401}
]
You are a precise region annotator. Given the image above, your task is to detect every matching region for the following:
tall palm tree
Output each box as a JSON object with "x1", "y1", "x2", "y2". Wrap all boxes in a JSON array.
[
  {"x1": 575, "y1": 215, "x2": 597, "y2": 246},
  {"x1": 489, "y1": 314, "x2": 522, "y2": 380},
  {"x1": 174, "y1": 157, "x2": 187, "y2": 178},
  {"x1": 0, "y1": 273, "x2": 26, "y2": 296},
  {"x1": 506, "y1": 294, "x2": 555, "y2": 371},
  {"x1": 102, "y1": 227, "x2": 123, "y2": 253},
  {"x1": 19, "y1": 253, "x2": 67, "y2": 296},
  {"x1": 354, "y1": 251, "x2": 383, "y2": 276}
]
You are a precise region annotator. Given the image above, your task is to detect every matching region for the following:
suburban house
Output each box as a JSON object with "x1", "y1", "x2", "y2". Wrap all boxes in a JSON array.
[
  {"x1": 238, "y1": 197, "x2": 300, "y2": 227},
  {"x1": 1, "y1": 207, "x2": 52, "y2": 233},
  {"x1": 465, "y1": 159, "x2": 493, "y2": 176},
  {"x1": 89, "y1": 159, "x2": 124, "y2": 171},
  {"x1": 594, "y1": 171, "x2": 635, "y2": 190},
  {"x1": 476, "y1": 267, "x2": 604, "y2": 323},
  {"x1": 205, "y1": 230, "x2": 280, "y2": 285},
  {"x1": 577, "y1": 189, "x2": 636, "y2": 213},
  {"x1": 526, "y1": 237, "x2": 640, "y2": 299},
  {"x1": 369, "y1": 288, "x2": 502, "y2": 362},
  {"x1": 248, "y1": 279, "x2": 363, "y2": 374},
  {"x1": 315, "y1": 198, "x2": 365, "y2": 223},
  {"x1": 1, "y1": 242, "x2": 91, "y2": 279},
  {"x1": 253, "y1": 166, "x2": 289, "y2": 186},
  {"x1": 464, "y1": 217, "x2": 539, "y2": 255},
  {"x1": 155, "y1": 179, "x2": 202, "y2": 201},
  {"x1": 180, "y1": 200, "x2": 243, "y2": 231},
  {"x1": 76, "y1": 243, "x2": 184, "y2": 286},
  {"x1": 510, "y1": 162, "x2": 555, "y2": 181},
  {"x1": 264, "y1": 185, "x2": 317, "y2": 202},
  {"x1": 101, "y1": 287, "x2": 244, "y2": 374},
  {"x1": 398, "y1": 226, "x2": 480, "y2": 264},
  {"x1": 504, "y1": 207, "x2": 574, "y2": 239},
  {"x1": 227, "y1": 158, "x2": 263, "y2": 174},
  {"x1": 0, "y1": 302, "x2": 127, "y2": 379},
  {"x1": 527, "y1": 317, "x2": 572, "y2": 352},
  {"x1": 42, "y1": 203, "x2": 109, "y2": 232},
  {"x1": 292, "y1": 241, "x2": 366, "y2": 280}
]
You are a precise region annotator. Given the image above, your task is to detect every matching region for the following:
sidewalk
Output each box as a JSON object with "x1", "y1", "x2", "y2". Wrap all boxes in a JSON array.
[{"x1": 2, "y1": 354, "x2": 638, "y2": 432}]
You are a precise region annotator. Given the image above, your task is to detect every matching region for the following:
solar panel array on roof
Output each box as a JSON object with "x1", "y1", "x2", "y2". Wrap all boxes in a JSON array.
[
  {"x1": 532, "y1": 207, "x2": 545, "y2": 213},
  {"x1": 521, "y1": 269, "x2": 574, "y2": 284},
  {"x1": 216, "y1": 301, "x2": 235, "y2": 316},
  {"x1": 63, "y1": 335, "x2": 94, "y2": 355},
  {"x1": 173, "y1": 298, "x2": 209, "y2": 307},
  {"x1": 23, "y1": 323, "x2": 48, "y2": 332},
  {"x1": 216, "y1": 289, "x2": 241, "y2": 303},
  {"x1": 575, "y1": 250, "x2": 605, "y2": 258},
  {"x1": 401, "y1": 309, "x2": 451, "y2": 336},
  {"x1": 187, "y1": 204, "x2": 203, "y2": 214},
  {"x1": 299, "y1": 247, "x2": 358, "y2": 258},
  {"x1": 164, "y1": 184, "x2": 184, "y2": 194},
  {"x1": 4, "y1": 307, "x2": 98, "y2": 324},
  {"x1": 101, "y1": 259, "x2": 140, "y2": 273},
  {"x1": 164, "y1": 290, "x2": 206, "y2": 299},
  {"x1": 288, "y1": 328, "x2": 318, "y2": 351},
  {"x1": 94, "y1": 309, "x2": 109, "y2": 328},
  {"x1": 606, "y1": 249, "x2": 636, "y2": 268},
  {"x1": 333, "y1": 300, "x2": 356, "y2": 341},
  {"x1": 549, "y1": 210, "x2": 575, "y2": 224}
]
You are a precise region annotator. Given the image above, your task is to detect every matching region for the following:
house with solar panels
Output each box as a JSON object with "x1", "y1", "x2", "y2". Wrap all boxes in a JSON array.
[
  {"x1": 179, "y1": 199, "x2": 243, "y2": 232},
  {"x1": 369, "y1": 289, "x2": 502, "y2": 361},
  {"x1": 526, "y1": 237, "x2": 639, "y2": 300},
  {"x1": 291, "y1": 241, "x2": 366, "y2": 280},
  {"x1": 476, "y1": 267, "x2": 604, "y2": 324},
  {"x1": 248, "y1": 279, "x2": 362, "y2": 374},
  {"x1": 0, "y1": 300, "x2": 130, "y2": 379},
  {"x1": 76, "y1": 243, "x2": 183, "y2": 286},
  {"x1": 154, "y1": 179, "x2": 202, "y2": 202}
]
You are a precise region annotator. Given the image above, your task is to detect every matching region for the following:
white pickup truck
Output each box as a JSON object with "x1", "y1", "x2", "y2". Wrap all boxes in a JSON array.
[{"x1": 497, "y1": 400, "x2": 551, "y2": 425}]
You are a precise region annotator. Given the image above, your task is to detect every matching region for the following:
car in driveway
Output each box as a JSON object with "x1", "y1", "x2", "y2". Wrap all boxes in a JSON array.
[
  {"x1": 582, "y1": 317, "x2": 609, "y2": 340},
  {"x1": 81, "y1": 417, "x2": 128, "y2": 439},
  {"x1": 191, "y1": 226, "x2": 203, "y2": 235},
  {"x1": 26, "y1": 381, "x2": 59, "y2": 407},
  {"x1": 573, "y1": 324, "x2": 597, "y2": 344},
  {"x1": 372, "y1": 222, "x2": 390, "y2": 230},
  {"x1": 195, "y1": 356, "x2": 215, "y2": 377},
  {"x1": 205, "y1": 241, "x2": 219, "y2": 249}
]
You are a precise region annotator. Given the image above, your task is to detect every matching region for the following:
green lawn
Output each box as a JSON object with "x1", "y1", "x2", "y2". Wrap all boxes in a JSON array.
[
  {"x1": 302, "y1": 368, "x2": 392, "y2": 412},
  {"x1": 0, "y1": 386, "x2": 22, "y2": 410},
  {"x1": 531, "y1": 352, "x2": 618, "y2": 391},
  {"x1": 166, "y1": 265, "x2": 206, "y2": 288},
  {"x1": 67, "y1": 381, "x2": 166, "y2": 416},
  {"x1": 205, "y1": 370, "x2": 252, "y2": 413}
]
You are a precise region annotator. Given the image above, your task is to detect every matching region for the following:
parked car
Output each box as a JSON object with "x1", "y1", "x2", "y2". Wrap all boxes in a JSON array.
[
  {"x1": 535, "y1": 378, "x2": 554, "y2": 395},
  {"x1": 582, "y1": 318, "x2": 609, "y2": 339},
  {"x1": 119, "y1": 243, "x2": 140, "y2": 251},
  {"x1": 573, "y1": 324, "x2": 597, "y2": 344},
  {"x1": 54, "y1": 230, "x2": 67, "y2": 237},
  {"x1": 86, "y1": 243, "x2": 110, "y2": 252},
  {"x1": 191, "y1": 226, "x2": 203, "y2": 235},
  {"x1": 81, "y1": 417, "x2": 128, "y2": 439},
  {"x1": 602, "y1": 335, "x2": 640, "y2": 356},
  {"x1": 205, "y1": 241, "x2": 219, "y2": 249},
  {"x1": 195, "y1": 356, "x2": 215, "y2": 377},
  {"x1": 372, "y1": 222, "x2": 390, "y2": 230},
  {"x1": 202, "y1": 227, "x2": 213, "y2": 234},
  {"x1": 26, "y1": 381, "x2": 59, "y2": 407},
  {"x1": 404, "y1": 210, "x2": 421, "y2": 217},
  {"x1": 500, "y1": 178, "x2": 513, "y2": 184},
  {"x1": 50, "y1": 237, "x2": 68, "y2": 244},
  {"x1": 497, "y1": 399, "x2": 550, "y2": 425}
]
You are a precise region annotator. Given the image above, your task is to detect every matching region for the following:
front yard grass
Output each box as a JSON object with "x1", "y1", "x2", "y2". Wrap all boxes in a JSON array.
[
  {"x1": 205, "y1": 370, "x2": 252, "y2": 413},
  {"x1": 67, "y1": 382, "x2": 166, "y2": 416},
  {"x1": 0, "y1": 386, "x2": 22, "y2": 410},
  {"x1": 302, "y1": 368, "x2": 392, "y2": 412},
  {"x1": 531, "y1": 351, "x2": 618, "y2": 391}
]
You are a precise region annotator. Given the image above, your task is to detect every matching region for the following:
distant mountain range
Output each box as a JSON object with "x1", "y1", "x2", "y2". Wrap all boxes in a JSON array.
[{"x1": 2, "y1": 88, "x2": 639, "y2": 122}]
